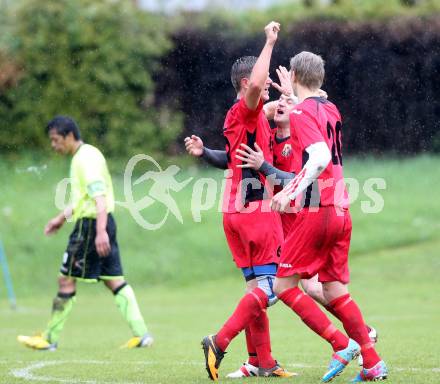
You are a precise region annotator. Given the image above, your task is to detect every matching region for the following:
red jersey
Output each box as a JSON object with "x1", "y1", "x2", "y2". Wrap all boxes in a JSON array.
[
  {"x1": 222, "y1": 98, "x2": 273, "y2": 213},
  {"x1": 289, "y1": 97, "x2": 349, "y2": 209}
]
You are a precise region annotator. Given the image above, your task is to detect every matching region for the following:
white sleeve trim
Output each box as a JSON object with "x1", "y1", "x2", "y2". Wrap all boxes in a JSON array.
[{"x1": 282, "y1": 141, "x2": 331, "y2": 200}]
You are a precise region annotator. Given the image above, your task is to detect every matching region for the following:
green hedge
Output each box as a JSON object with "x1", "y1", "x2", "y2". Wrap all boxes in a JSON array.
[
  {"x1": 156, "y1": 15, "x2": 440, "y2": 154},
  {"x1": 170, "y1": 0, "x2": 440, "y2": 33},
  {"x1": 0, "y1": 0, "x2": 181, "y2": 157},
  {"x1": 1, "y1": 0, "x2": 440, "y2": 156}
]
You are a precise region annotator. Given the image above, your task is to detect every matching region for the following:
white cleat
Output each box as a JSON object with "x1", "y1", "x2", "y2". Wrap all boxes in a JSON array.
[
  {"x1": 358, "y1": 326, "x2": 378, "y2": 366},
  {"x1": 139, "y1": 332, "x2": 154, "y2": 347},
  {"x1": 226, "y1": 362, "x2": 259, "y2": 378},
  {"x1": 120, "y1": 332, "x2": 154, "y2": 349}
]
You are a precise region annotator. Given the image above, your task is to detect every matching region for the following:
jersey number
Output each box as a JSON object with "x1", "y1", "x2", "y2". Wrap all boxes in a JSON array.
[{"x1": 326, "y1": 121, "x2": 343, "y2": 166}]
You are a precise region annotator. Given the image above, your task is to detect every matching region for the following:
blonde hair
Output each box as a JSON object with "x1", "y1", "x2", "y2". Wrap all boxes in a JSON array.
[{"x1": 290, "y1": 51, "x2": 325, "y2": 90}]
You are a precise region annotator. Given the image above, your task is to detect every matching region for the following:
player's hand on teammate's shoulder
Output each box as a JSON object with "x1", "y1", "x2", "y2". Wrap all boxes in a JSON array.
[
  {"x1": 184, "y1": 135, "x2": 204, "y2": 157},
  {"x1": 95, "y1": 230, "x2": 111, "y2": 257},
  {"x1": 264, "y1": 21, "x2": 280, "y2": 45},
  {"x1": 318, "y1": 89, "x2": 328, "y2": 99},
  {"x1": 271, "y1": 190, "x2": 291, "y2": 213},
  {"x1": 236, "y1": 143, "x2": 264, "y2": 170}
]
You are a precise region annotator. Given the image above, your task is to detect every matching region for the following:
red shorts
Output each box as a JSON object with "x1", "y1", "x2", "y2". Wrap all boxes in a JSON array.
[
  {"x1": 223, "y1": 201, "x2": 283, "y2": 268},
  {"x1": 277, "y1": 207, "x2": 352, "y2": 284},
  {"x1": 280, "y1": 212, "x2": 297, "y2": 239}
]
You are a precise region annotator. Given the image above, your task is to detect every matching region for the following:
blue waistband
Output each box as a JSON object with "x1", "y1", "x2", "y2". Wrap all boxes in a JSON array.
[{"x1": 241, "y1": 263, "x2": 277, "y2": 281}]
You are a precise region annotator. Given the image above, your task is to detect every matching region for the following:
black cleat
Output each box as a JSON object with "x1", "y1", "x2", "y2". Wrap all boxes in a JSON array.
[{"x1": 201, "y1": 335, "x2": 225, "y2": 381}]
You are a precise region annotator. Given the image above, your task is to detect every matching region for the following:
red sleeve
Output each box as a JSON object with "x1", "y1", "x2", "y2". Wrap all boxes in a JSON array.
[
  {"x1": 235, "y1": 98, "x2": 264, "y2": 133},
  {"x1": 290, "y1": 108, "x2": 324, "y2": 149}
]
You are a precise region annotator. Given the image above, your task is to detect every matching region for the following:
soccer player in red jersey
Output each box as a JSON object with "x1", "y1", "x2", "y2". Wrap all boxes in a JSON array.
[
  {"x1": 238, "y1": 73, "x2": 380, "y2": 366},
  {"x1": 270, "y1": 51, "x2": 388, "y2": 382},
  {"x1": 198, "y1": 22, "x2": 296, "y2": 381},
  {"x1": 190, "y1": 70, "x2": 378, "y2": 375},
  {"x1": 185, "y1": 83, "x2": 295, "y2": 379}
]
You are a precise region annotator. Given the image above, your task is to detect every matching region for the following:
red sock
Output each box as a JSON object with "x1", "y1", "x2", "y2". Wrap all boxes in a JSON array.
[
  {"x1": 324, "y1": 304, "x2": 340, "y2": 319},
  {"x1": 216, "y1": 288, "x2": 268, "y2": 352},
  {"x1": 325, "y1": 304, "x2": 373, "y2": 336},
  {"x1": 279, "y1": 287, "x2": 348, "y2": 352},
  {"x1": 249, "y1": 310, "x2": 275, "y2": 369},
  {"x1": 329, "y1": 294, "x2": 381, "y2": 369},
  {"x1": 245, "y1": 327, "x2": 259, "y2": 367}
]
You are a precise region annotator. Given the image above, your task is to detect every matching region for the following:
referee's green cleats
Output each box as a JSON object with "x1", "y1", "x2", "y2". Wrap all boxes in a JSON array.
[
  {"x1": 17, "y1": 334, "x2": 57, "y2": 351},
  {"x1": 120, "y1": 332, "x2": 154, "y2": 349}
]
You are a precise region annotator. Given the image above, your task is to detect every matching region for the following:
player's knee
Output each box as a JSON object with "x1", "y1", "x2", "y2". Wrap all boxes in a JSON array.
[
  {"x1": 274, "y1": 275, "x2": 302, "y2": 297},
  {"x1": 273, "y1": 286, "x2": 282, "y2": 297},
  {"x1": 256, "y1": 275, "x2": 278, "y2": 306},
  {"x1": 245, "y1": 279, "x2": 258, "y2": 293},
  {"x1": 105, "y1": 279, "x2": 127, "y2": 293},
  {"x1": 58, "y1": 275, "x2": 75, "y2": 291},
  {"x1": 303, "y1": 284, "x2": 324, "y2": 303},
  {"x1": 322, "y1": 281, "x2": 349, "y2": 303},
  {"x1": 273, "y1": 279, "x2": 285, "y2": 297}
]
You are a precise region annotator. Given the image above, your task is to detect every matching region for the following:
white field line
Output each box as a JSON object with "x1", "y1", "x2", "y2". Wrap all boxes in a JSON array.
[
  {"x1": 7, "y1": 360, "x2": 440, "y2": 383},
  {"x1": 10, "y1": 361, "x2": 144, "y2": 384}
]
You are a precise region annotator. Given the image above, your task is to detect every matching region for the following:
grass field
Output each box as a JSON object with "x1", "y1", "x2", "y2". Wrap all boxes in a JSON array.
[
  {"x1": 0, "y1": 239, "x2": 439, "y2": 383},
  {"x1": 1, "y1": 154, "x2": 439, "y2": 295},
  {"x1": 0, "y1": 155, "x2": 439, "y2": 383}
]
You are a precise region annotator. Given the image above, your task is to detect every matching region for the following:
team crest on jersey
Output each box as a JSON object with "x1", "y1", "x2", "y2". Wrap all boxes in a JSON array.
[{"x1": 281, "y1": 143, "x2": 292, "y2": 157}]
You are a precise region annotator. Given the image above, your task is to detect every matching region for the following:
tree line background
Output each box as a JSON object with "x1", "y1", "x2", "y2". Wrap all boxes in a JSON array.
[{"x1": 1, "y1": 0, "x2": 439, "y2": 157}]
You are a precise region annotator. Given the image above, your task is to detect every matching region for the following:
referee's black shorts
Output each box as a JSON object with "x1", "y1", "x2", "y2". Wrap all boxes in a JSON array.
[{"x1": 60, "y1": 214, "x2": 123, "y2": 281}]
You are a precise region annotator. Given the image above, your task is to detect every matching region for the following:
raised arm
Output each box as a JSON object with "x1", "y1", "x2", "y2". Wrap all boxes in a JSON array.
[{"x1": 245, "y1": 21, "x2": 280, "y2": 110}]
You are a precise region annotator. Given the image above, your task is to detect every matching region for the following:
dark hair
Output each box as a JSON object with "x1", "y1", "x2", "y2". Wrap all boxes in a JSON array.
[
  {"x1": 231, "y1": 56, "x2": 258, "y2": 93},
  {"x1": 46, "y1": 116, "x2": 81, "y2": 140}
]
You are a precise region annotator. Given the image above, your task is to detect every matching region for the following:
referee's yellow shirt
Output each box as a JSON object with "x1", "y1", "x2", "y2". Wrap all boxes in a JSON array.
[{"x1": 70, "y1": 144, "x2": 115, "y2": 221}]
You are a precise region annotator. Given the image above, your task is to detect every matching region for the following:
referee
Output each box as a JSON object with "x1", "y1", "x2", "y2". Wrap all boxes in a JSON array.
[{"x1": 18, "y1": 116, "x2": 153, "y2": 350}]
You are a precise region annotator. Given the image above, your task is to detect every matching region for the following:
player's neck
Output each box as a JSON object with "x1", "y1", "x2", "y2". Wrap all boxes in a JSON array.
[
  {"x1": 237, "y1": 90, "x2": 245, "y2": 100},
  {"x1": 296, "y1": 86, "x2": 320, "y2": 103},
  {"x1": 70, "y1": 140, "x2": 84, "y2": 155},
  {"x1": 276, "y1": 125, "x2": 290, "y2": 138}
]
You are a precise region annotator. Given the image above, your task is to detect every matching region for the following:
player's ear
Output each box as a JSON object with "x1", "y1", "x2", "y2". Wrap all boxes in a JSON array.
[
  {"x1": 290, "y1": 70, "x2": 296, "y2": 83},
  {"x1": 240, "y1": 77, "x2": 249, "y2": 91},
  {"x1": 66, "y1": 132, "x2": 76, "y2": 143}
]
